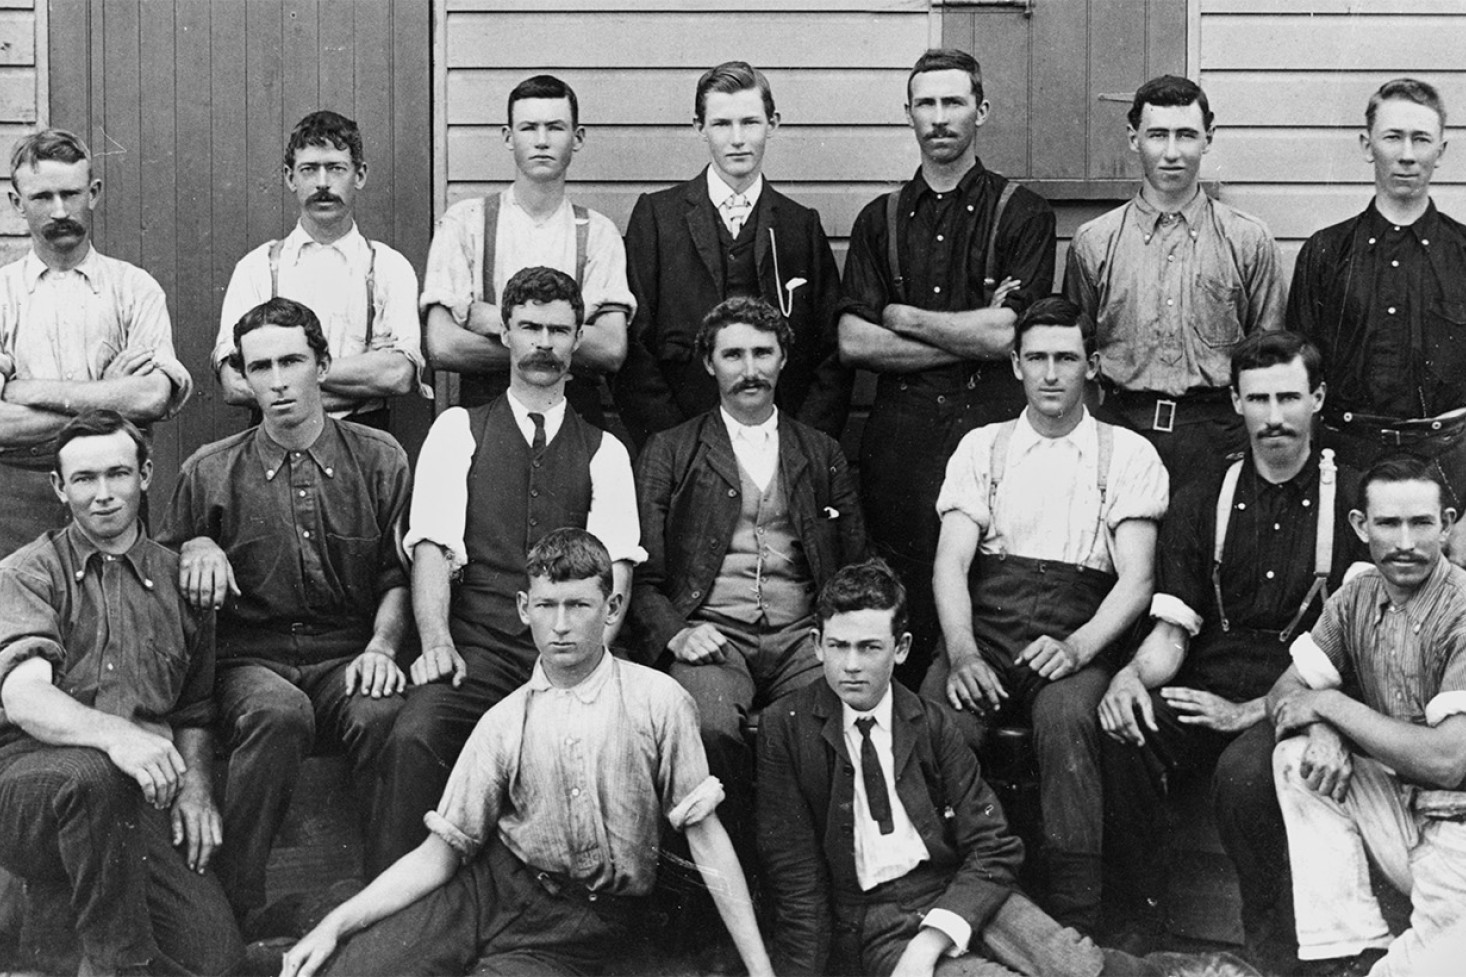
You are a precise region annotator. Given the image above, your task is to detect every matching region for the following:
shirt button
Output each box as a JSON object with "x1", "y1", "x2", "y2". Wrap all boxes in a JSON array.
[
  {"x1": 1266, "y1": 571, "x2": 1275, "y2": 580},
  {"x1": 266, "y1": 469, "x2": 276, "y2": 479},
  {"x1": 1368, "y1": 237, "x2": 1377, "y2": 245},
  {"x1": 292, "y1": 452, "x2": 301, "y2": 459},
  {"x1": 302, "y1": 530, "x2": 311, "y2": 539},
  {"x1": 967, "y1": 204, "x2": 975, "y2": 212},
  {"x1": 1237, "y1": 502, "x2": 1247, "y2": 510},
  {"x1": 1391, "y1": 260, "x2": 1400, "y2": 268},
  {"x1": 298, "y1": 490, "x2": 307, "y2": 498},
  {"x1": 143, "y1": 578, "x2": 154, "y2": 589},
  {"x1": 728, "y1": 489, "x2": 737, "y2": 497},
  {"x1": 106, "y1": 662, "x2": 114, "y2": 671},
  {"x1": 936, "y1": 234, "x2": 944, "y2": 242},
  {"x1": 1423, "y1": 238, "x2": 1430, "y2": 246},
  {"x1": 1274, "y1": 523, "x2": 1281, "y2": 531},
  {"x1": 1166, "y1": 299, "x2": 1174, "y2": 306},
  {"x1": 529, "y1": 518, "x2": 538, "y2": 527},
  {"x1": 1303, "y1": 499, "x2": 1311, "y2": 507},
  {"x1": 1166, "y1": 255, "x2": 1174, "y2": 262},
  {"x1": 1387, "y1": 307, "x2": 1397, "y2": 315},
  {"x1": 933, "y1": 286, "x2": 942, "y2": 294},
  {"x1": 530, "y1": 489, "x2": 540, "y2": 498},
  {"x1": 570, "y1": 787, "x2": 581, "y2": 798}
]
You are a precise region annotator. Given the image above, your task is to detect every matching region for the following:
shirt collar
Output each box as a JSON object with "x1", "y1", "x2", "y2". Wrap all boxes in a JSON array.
[
  {"x1": 1247, "y1": 447, "x2": 1321, "y2": 500},
  {"x1": 1376, "y1": 554, "x2": 1453, "y2": 621},
  {"x1": 706, "y1": 167, "x2": 763, "y2": 211},
  {"x1": 909, "y1": 158, "x2": 987, "y2": 203},
  {"x1": 526, "y1": 645, "x2": 615, "y2": 703},
  {"x1": 1131, "y1": 188, "x2": 1210, "y2": 237},
  {"x1": 24, "y1": 244, "x2": 103, "y2": 294},
  {"x1": 281, "y1": 220, "x2": 365, "y2": 264},
  {"x1": 61, "y1": 521, "x2": 158, "y2": 587},
  {"x1": 1363, "y1": 197, "x2": 1440, "y2": 245},
  {"x1": 504, "y1": 185, "x2": 571, "y2": 225},
  {"x1": 719, "y1": 406, "x2": 778, "y2": 445},
  {"x1": 252, "y1": 419, "x2": 342, "y2": 482},
  {"x1": 1010, "y1": 405, "x2": 1095, "y2": 460},
  {"x1": 842, "y1": 683, "x2": 895, "y2": 735},
  {"x1": 506, "y1": 390, "x2": 567, "y2": 440}
]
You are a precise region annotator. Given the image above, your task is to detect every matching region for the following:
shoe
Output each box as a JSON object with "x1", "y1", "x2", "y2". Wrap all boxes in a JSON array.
[{"x1": 1100, "y1": 949, "x2": 1263, "y2": 976}]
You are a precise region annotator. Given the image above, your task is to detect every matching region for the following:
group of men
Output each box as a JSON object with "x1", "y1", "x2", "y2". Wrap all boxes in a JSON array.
[{"x1": 0, "y1": 42, "x2": 1463, "y2": 977}]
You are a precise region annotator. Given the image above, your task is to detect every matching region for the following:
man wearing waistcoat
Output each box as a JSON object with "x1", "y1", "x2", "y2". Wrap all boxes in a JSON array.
[
  {"x1": 371, "y1": 266, "x2": 644, "y2": 875},
  {"x1": 630, "y1": 295, "x2": 865, "y2": 847},
  {"x1": 615, "y1": 61, "x2": 851, "y2": 448}
]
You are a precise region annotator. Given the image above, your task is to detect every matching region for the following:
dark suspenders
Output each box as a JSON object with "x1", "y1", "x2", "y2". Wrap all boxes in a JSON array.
[
  {"x1": 884, "y1": 178, "x2": 1019, "y2": 305},
  {"x1": 480, "y1": 194, "x2": 589, "y2": 305},
  {"x1": 267, "y1": 238, "x2": 379, "y2": 347}
]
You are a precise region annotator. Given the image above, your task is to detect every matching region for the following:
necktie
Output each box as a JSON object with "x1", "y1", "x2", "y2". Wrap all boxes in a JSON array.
[
  {"x1": 855, "y1": 717, "x2": 894, "y2": 835},
  {"x1": 529, "y1": 411, "x2": 546, "y2": 453},
  {"x1": 723, "y1": 193, "x2": 751, "y2": 237}
]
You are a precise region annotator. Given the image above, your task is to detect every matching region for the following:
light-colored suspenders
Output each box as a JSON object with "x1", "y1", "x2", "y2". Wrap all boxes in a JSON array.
[
  {"x1": 987, "y1": 418, "x2": 1115, "y2": 557},
  {"x1": 267, "y1": 238, "x2": 379, "y2": 346}
]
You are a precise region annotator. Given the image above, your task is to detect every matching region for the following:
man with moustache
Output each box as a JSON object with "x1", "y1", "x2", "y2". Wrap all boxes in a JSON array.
[
  {"x1": 1287, "y1": 79, "x2": 1466, "y2": 564},
  {"x1": 214, "y1": 111, "x2": 425, "y2": 429},
  {"x1": 1066, "y1": 76, "x2": 1285, "y2": 486},
  {"x1": 0, "y1": 128, "x2": 192, "y2": 558},
  {"x1": 371, "y1": 266, "x2": 643, "y2": 874},
  {"x1": 1098, "y1": 331, "x2": 1364, "y2": 963},
  {"x1": 0, "y1": 411, "x2": 241, "y2": 976},
  {"x1": 156, "y1": 298, "x2": 412, "y2": 930},
  {"x1": 925, "y1": 296, "x2": 1168, "y2": 937},
  {"x1": 422, "y1": 75, "x2": 632, "y2": 426},
  {"x1": 839, "y1": 49, "x2": 1056, "y2": 684},
  {"x1": 1269, "y1": 453, "x2": 1466, "y2": 975},
  {"x1": 630, "y1": 295, "x2": 864, "y2": 848},
  {"x1": 615, "y1": 61, "x2": 850, "y2": 447}
]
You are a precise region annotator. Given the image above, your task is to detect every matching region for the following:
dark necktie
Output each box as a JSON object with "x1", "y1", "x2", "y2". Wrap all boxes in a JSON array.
[
  {"x1": 529, "y1": 411, "x2": 546, "y2": 453},
  {"x1": 855, "y1": 717, "x2": 894, "y2": 835}
]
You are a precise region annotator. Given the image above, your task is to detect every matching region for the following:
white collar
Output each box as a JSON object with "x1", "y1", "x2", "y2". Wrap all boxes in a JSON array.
[
  {"x1": 706, "y1": 167, "x2": 763, "y2": 211},
  {"x1": 1010, "y1": 405, "x2": 1096, "y2": 459},
  {"x1": 506, "y1": 389, "x2": 567, "y2": 430},
  {"x1": 283, "y1": 220, "x2": 365, "y2": 262},
  {"x1": 719, "y1": 405, "x2": 778, "y2": 444},
  {"x1": 842, "y1": 684, "x2": 895, "y2": 735},
  {"x1": 503, "y1": 185, "x2": 571, "y2": 224},
  {"x1": 527, "y1": 645, "x2": 614, "y2": 703}
]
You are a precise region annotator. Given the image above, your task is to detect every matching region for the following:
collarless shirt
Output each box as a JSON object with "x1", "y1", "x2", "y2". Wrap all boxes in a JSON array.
[
  {"x1": 0, "y1": 246, "x2": 192, "y2": 416},
  {"x1": 1287, "y1": 199, "x2": 1466, "y2": 419},
  {"x1": 425, "y1": 651, "x2": 721, "y2": 896},
  {"x1": 719, "y1": 406, "x2": 779, "y2": 490},
  {"x1": 936, "y1": 407, "x2": 1168, "y2": 571},
  {"x1": 1293, "y1": 556, "x2": 1466, "y2": 738},
  {"x1": 0, "y1": 523, "x2": 215, "y2": 746},
  {"x1": 1064, "y1": 189, "x2": 1285, "y2": 396},
  {"x1": 214, "y1": 221, "x2": 427, "y2": 416},
  {"x1": 706, "y1": 168, "x2": 764, "y2": 236}
]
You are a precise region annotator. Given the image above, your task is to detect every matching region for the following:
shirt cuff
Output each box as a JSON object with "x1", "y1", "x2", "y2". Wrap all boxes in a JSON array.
[
  {"x1": 1426, "y1": 690, "x2": 1466, "y2": 727},
  {"x1": 667, "y1": 775, "x2": 725, "y2": 831},
  {"x1": 1290, "y1": 632, "x2": 1343, "y2": 690},
  {"x1": 0, "y1": 638, "x2": 65, "y2": 696},
  {"x1": 920, "y1": 908, "x2": 972, "y2": 957},
  {"x1": 401, "y1": 531, "x2": 467, "y2": 574},
  {"x1": 1150, "y1": 594, "x2": 1202, "y2": 636},
  {"x1": 424, "y1": 810, "x2": 481, "y2": 862}
]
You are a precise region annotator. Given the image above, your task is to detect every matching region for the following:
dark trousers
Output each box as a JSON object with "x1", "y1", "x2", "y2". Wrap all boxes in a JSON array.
[
  {"x1": 0, "y1": 739, "x2": 242, "y2": 975},
  {"x1": 321, "y1": 837, "x2": 642, "y2": 977},
  {"x1": 214, "y1": 656, "x2": 405, "y2": 914},
  {"x1": 368, "y1": 640, "x2": 536, "y2": 876},
  {"x1": 1100, "y1": 706, "x2": 1287, "y2": 941}
]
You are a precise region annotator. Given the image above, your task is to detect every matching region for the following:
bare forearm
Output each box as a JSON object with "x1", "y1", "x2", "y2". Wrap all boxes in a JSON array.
[
  {"x1": 687, "y1": 814, "x2": 774, "y2": 977},
  {"x1": 934, "y1": 555, "x2": 980, "y2": 659},
  {"x1": 1128, "y1": 621, "x2": 1188, "y2": 689},
  {"x1": 573, "y1": 311, "x2": 627, "y2": 374},
  {"x1": 2, "y1": 667, "x2": 143, "y2": 752},
  {"x1": 317, "y1": 835, "x2": 460, "y2": 942},
  {"x1": 1066, "y1": 572, "x2": 1151, "y2": 667},
  {"x1": 423, "y1": 305, "x2": 508, "y2": 373},
  {"x1": 174, "y1": 726, "x2": 214, "y2": 789},
  {"x1": 411, "y1": 542, "x2": 456, "y2": 649},
  {"x1": 1317, "y1": 694, "x2": 1466, "y2": 788},
  {"x1": 0, "y1": 402, "x2": 69, "y2": 447},
  {"x1": 367, "y1": 586, "x2": 411, "y2": 658},
  {"x1": 891, "y1": 305, "x2": 1016, "y2": 360},
  {"x1": 322, "y1": 352, "x2": 415, "y2": 399},
  {"x1": 838, "y1": 314, "x2": 960, "y2": 372},
  {"x1": 5, "y1": 374, "x2": 172, "y2": 421}
]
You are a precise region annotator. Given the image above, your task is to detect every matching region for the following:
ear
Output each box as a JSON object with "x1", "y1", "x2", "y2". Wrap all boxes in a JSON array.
[
  {"x1": 811, "y1": 629, "x2": 826, "y2": 663},
  {"x1": 1439, "y1": 136, "x2": 1450, "y2": 164},
  {"x1": 517, "y1": 590, "x2": 531, "y2": 626},
  {"x1": 1010, "y1": 348, "x2": 1022, "y2": 382},
  {"x1": 49, "y1": 469, "x2": 66, "y2": 505},
  {"x1": 1360, "y1": 130, "x2": 1374, "y2": 163},
  {"x1": 893, "y1": 632, "x2": 913, "y2": 665},
  {"x1": 1348, "y1": 508, "x2": 1370, "y2": 544},
  {"x1": 1312, "y1": 381, "x2": 1327, "y2": 415},
  {"x1": 767, "y1": 111, "x2": 781, "y2": 134},
  {"x1": 139, "y1": 458, "x2": 153, "y2": 493},
  {"x1": 1443, "y1": 507, "x2": 1458, "y2": 533},
  {"x1": 502, "y1": 125, "x2": 514, "y2": 151},
  {"x1": 316, "y1": 351, "x2": 332, "y2": 380},
  {"x1": 1127, "y1": 124, "x2": 1140, "y2": 154},
  {"x1": 973, "y1": 99, "x2": 991, "y2": 128},
  {"x1": 7, "y1": 186, "x2": 21, "y2": 214},
  {"x1": 283, "y1": 162, "x2": 299, "y2": 192},
  {"x1": 704, "y1": 353, "x2": 717, "y2": 379},
  {"x1": 1231, "y1": 386, "x2": 1243, "y2": 417},
  {"x1": 87, "y1": 179, "x2": 102, "y2": 207},
  {"x1": 604, "y1": 590, "x2": 625, "y2": 627},
  {"x1": 571, "y1": 125, "x2": 586, "y2": 153},
  {"x1": 353, "y1": 160, "x2": 368, "y2": 189},
  {"x1": 1203, "y1": 125, "x2": 1215, "y2": 153},
  {"x1": 1085, "y1": 351, "x2": 1101, "y2": 382},
  {"x1": 904, "y1": 101, "x2": 914, "y2": 129}
]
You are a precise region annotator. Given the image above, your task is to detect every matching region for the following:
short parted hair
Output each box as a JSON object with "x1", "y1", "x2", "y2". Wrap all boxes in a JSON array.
[
  {"x1": 230, "y1": 297, "x2": 330, "y2": 372},
  {"x1": 907, "y1": 48, "x2": 983, "y2": 105},
  {"x1": 816, "y1": 558, "x2": 909, "y2": 638},
  {"x1": 10, "y1": 128, "x2": 92, "y2": 183},
  {"x1": 694, "y1": 61, "x2": 776, "y2": 125},
  {"x1": 499, "y1": 265, "x2": 585, "y2": 327},
  {"x1": 1360, "y1": 452, "x2": 1451, "y2": 513},
  {"x1": 1127, "y1": 75, "x2": 1214, "y2": 131},
  {"x1": 1366, "y1": 77, "x2": 1447, "y2": 131},
  {"x1": 55, "y1": 409, "x2": 149, "y2": 472},
  {"x1": 1229, "y1": 330, "x2": 1323, "y2": 392},
  {"x1": 695, "y1": 296, "x2": 793, "y2": 362},
  {"x1": 525, "y1": 528, "x2": 614, "y2": 597},
  {"x1": 508, "y1": 74, "x2": 580, "y2": 128},
  {"x1": 1014, "y1": 296, "x2": 1096, "y2": 357},
  {"x1": 285, "y1": 110, "x2": 364, "y2": 170}
]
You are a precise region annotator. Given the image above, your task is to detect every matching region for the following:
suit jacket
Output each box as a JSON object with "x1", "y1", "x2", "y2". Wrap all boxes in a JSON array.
[
  {"x1": 628, "y1": 409, "x2": 865, "y2": 664},
  {"x1": 756, "y1": 681, "x2": 1022, "y2": 976},
  {"x1": 614, "y1": 171, "x2": 853, "y2": 447}
]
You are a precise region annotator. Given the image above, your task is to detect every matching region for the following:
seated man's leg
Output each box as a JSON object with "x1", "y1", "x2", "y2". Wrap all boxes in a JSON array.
[
  {"x1": 669, "y1": 625, "x2": 756, "y2": 837},
  {"x1": 916, "y1": 645, "x2": 986, "y2": 753},
  {"x1": 1211, "y1": 719, "x2": 1292, "y2": 963},
  {"x1": 1371, "y1": 819, "x2": 1466, "y2": 977},
  {"x1": 1273, "y1": 738, "x2": 1410, "y2": 961},
  {"x1": 214, "y1": 660, "x2": 316, "y2": 917},
  {"x1": 981, "y1": 891, "x2": 1105, "y2": 977},
  {"x1": 0, "y1": 741, "x2": 155, "y2": 971},
  {"x1": 300, "y1": 657, "x2": 406, "y2": 803},
  {"x1": 138, "y1": 805, "x2": 243, "y2": 976}
]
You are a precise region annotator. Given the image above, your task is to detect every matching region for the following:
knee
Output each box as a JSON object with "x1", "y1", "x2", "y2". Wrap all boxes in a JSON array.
[
  {"x1": 1213, "y1": 739, "x2": 1277, "y2": 815},
  {"x1": 1271, "y1": 735, "x2": 1308, "y2": 789},
  {"x1": 378, "y1": 695, "x2": 448, "y2": 767},
  {"x1": 1031, "y1": 681, "x2": 1101, "y2": 749},
  {"x1": 341, "y1": 695, "x2": 405, "y2": 757},
  {"x1": 231, "y1": 691, "x2": 315, "y2": 750},
  {"x1": 50, "y1": 750, "x2": 134, "y2": 812}
]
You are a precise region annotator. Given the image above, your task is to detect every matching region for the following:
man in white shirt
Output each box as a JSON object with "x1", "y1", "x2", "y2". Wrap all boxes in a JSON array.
[
  {"x1": 214, "y1": 110, "x2": 424, "y2": 430},
  {"x1": 926, "y1": 296, "x2": 1168, "y2": 935},
  {"x1": 369, "y1": 266, "x2": 643, "y2": 876},
  {"x1": 421, "y1": 75, "x2": 632, "y2": 426}
]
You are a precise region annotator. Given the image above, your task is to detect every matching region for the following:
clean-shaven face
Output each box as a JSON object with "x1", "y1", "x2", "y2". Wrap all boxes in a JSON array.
[{"x1": 816, "y1": 608, "x2": 910, "y2": 713}]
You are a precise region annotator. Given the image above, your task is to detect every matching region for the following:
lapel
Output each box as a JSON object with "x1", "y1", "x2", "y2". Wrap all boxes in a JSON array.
[
  {"x1": 753, "y1": 183, "x2": 779, "y2": 282},
  {"x1": 777, "y1": 422, "x2": 818, "y2": 575},
  {"x1": 890, "y1": 682, "x2": 923, "y2": 785},
  {"x1": 698, "y1": 411, "x2": 743, "y2": 492},
  {"x1": 684, "y1": 171, "x2": 724, "y2": 291}
]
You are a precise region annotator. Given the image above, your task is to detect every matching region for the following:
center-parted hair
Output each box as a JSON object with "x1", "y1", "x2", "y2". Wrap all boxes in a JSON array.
[
  {"x1": 285, "y1": 110, "x2": 364, "y2": 170},
  {"x1": 508, "y1": 74, "x2": 580, "y2": 128},
  {"x1": 1229, "y1": 330, "x2": 1323, "y2": 392},
  {"x1": 907, "y1": 48, "x2": 983, "y2": 104},
  {"x1": 695, "y1": 295, "x2": 793, "y2": 362},
  {"x1": 525, "y1": 528, "x2": 614, "y2": 597},
  {"x1": 1360, "y1": 451, "x2": 1452, "y2": 513},
  {"x1": 230, "y1": 297, "x2": 331, "y2": 372},
  {"x1": 1127, "y1": 75, "x2": 1214, "y2": 131},
  {"x1": 1366, "y1": 77, "x2": 1447, "y2": 131},
  {"x1": 816, "y1": 558, "x2": 909, "y2": 637},
  {"x1": 499, "y1": 265, "x2": 585, "y2": 326},
  {"x1": 694, "y1": 61, "x2": 776, "y2": 125},
  {"x1": 54, "y1": 409, "x2": 150, "y2": 472},
  {"x1": 1014, "y1": 296, "x2": 1096, "y2": 356},
  {"x1": 10, "y1": 128, "x2": 92, "y2": 183}
]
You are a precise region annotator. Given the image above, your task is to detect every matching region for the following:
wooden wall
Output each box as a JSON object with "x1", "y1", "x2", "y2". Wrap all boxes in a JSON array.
[{"x1": 0, "y1": 0, "x2": 41, "y2": 265}]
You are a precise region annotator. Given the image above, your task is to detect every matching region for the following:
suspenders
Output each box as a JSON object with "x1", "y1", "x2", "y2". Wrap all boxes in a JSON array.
[
  {"x1": 885, "y1": 178, "x2": 1018, "y2": 305},
  {"x1": 1211, "y1": 448, "x2": 1337, "y2": 642},
  {"x1": 480, "y1": 193, "x2": 589, "y2": 305},
  {"x1": 266, "y1": 238, "x2": 379, "y2": 347},
  {"x1": 987, "y1": 418, "x2": 1115, "y2": 559}
]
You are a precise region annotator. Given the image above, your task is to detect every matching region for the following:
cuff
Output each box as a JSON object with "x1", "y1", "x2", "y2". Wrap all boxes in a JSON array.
[
  {"x1": 611, "y1": 546, "x2": 649, "y2": 568},
  {"x1": 921, "y1": 908, "x2": 972, "y2": 957},
  {"x1": 1425, "y1": 690, "x2": 1466, "y2": 727},
  {"x1": 401, "y1": 531, "x2": 467, "y2": 574},
  {"x1": 155, "y1": 356, "x2": 196, "y2": 418},
  {"x1": 424, "y1": 810, "x2": 481, "y2": 862},
  {"x1": 667, "y1": 775, "x2": 725, "y2": 831},
  {"x1": 1151, "y1": 594, "x2": 1203, "y2": 636},
  {"x1": 1290, "y1": 632, "x2": 1343, "y2": 690},
  {"x1": 0, "y1": 638, "x2": 65, "y2": 696}
]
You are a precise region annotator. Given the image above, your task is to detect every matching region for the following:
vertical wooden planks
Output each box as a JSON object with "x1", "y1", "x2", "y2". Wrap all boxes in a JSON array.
[
  {"x1": 171, "y1": 0, "x2": 215, "y2": 449},
  {"x1": 352, "y1": 0, "x2": 390, "y2": 244},
  {"x1": 47, "y1": 0, "x2": 89, "y2": 132},
  {"x1": 245, "y1": 0, "x2": 286, "y2": 247},
  {"x1": 1087, "y1": 0, "x2": 1146, "y2": 181}
]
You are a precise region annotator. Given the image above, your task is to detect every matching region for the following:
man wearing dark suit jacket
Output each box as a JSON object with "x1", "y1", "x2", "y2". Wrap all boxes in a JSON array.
[
  {"x1": 631, "y1": 295, "x2": 864, "y2": 845},
  {"x1": 614, "y1": 60, "x2": 851, "y2": 448}
]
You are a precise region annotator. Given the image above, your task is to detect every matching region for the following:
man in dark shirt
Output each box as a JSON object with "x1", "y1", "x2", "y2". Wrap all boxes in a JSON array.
[
  {"x1": 1287, "y1": 77, "x2": 1466, "y2": 562},
  {"x1": 839, "y1": 48, "x2": 1056, "y2": 683},
  {"x1": 0, "y1": 411, "x2": 241, "y2": 975},
  {"x1": 156, "y1": 297, "x2": 412, "y2": 930},
  {"x1": 1097, "y1": 332, "x2": 1364, "y2": 966}
]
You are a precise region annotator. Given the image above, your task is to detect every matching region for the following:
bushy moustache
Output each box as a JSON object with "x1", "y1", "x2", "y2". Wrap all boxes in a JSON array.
[{"x1": 42, "y1": 218, "x2": 85, "y2": 240}]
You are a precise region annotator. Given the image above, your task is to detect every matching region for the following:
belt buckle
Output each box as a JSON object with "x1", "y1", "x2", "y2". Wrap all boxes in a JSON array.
[{"x1": 1153, "y1": 399, "x2": 1177, "y2": 434}]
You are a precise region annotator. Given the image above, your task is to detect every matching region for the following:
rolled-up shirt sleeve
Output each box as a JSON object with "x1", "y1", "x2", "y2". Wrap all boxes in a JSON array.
[
  {"x1": 588, "y1": 434, "x2": 648, "y2": 566},
  {"x1": 425, "y1": 700, "x2": 512, "y2": 861},
  {"x1": 934, "y1": 428, "x2": 993, "y2": 532},
  {"x1": 402, "y1": 407, "x2": 475, "y2": 571},
  {"x1": 1105, "y1": 432, "x2": 1169, "y2": 529},
  {"x1": 1290, "y1": 590, "x2": 1350, "y2": 691},
  {"x1": 122, "y1": 267, "x2": 193, "y2": 416},
  {"x1": 0, "y1": 565, "x2": 67, "y2": 719},
  {"x1": 419, "y1": 199, "x2": 481, "y2": 323},
  {"x1": 656, "y1": 682, "x2": 717, "y2": 827},
  {"x1": 581, "y1": 212, "x2": 636, "y2": 323}
]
